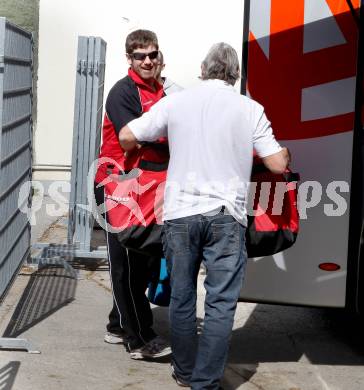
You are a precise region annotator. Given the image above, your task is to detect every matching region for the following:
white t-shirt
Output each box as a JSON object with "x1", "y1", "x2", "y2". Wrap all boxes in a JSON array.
[{"x1": 128, "y1": 79, "x2": 282, "y2": 226}]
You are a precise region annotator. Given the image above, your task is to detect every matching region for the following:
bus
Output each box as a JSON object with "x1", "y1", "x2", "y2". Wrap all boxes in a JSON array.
[{"x1": 239, "y1": 0, "x2": 364, "y2": 313}]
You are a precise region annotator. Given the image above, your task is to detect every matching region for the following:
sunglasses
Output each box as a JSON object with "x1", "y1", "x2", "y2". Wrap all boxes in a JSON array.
[{"x1": 130, "y1": 50, "x2": 159, "y2": 61}]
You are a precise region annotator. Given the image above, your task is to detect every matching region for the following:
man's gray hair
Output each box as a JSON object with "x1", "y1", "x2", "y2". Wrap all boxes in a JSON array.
[{"x1": 201, "y1": 43, "x2": 240, "y2": 86}]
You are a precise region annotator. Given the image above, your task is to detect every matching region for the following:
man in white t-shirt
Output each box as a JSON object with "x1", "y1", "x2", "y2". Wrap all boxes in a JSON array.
[{"x1": 119, "y1": 43, "x2": 290, "y2": 390}]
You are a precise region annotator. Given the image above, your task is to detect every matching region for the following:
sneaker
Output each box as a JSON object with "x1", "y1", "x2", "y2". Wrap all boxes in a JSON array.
[
  {"x1": 104, "y1": 331, "x2": 125, "y2": 344},
  {"x1": 171, "y1": 366, "x2": 190, "y2": 387},
  {"x1": 129, "y1": 336, "x2": 172, "y2": 359}
]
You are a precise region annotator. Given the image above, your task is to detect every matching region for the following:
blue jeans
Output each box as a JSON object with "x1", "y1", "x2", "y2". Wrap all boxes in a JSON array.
[{"x1": 162, "y1": 211, "x2": 247, "y2": 390}]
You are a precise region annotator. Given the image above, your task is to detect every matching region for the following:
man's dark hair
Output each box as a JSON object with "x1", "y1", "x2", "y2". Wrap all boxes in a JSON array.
[
  {"x1": 125, "y1": 29, "x2": 159, "y2": 54},
  {"x1": 157, "y1": 50, "x2": 164, "y2": 65}
]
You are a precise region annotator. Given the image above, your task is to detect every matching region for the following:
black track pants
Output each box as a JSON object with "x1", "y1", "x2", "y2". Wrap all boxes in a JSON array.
[{"x1": 94, "y1": 184, "x2": 158, "y2": 349}]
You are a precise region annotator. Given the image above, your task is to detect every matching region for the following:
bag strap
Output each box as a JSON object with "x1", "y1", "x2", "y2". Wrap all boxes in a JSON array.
[
  {"x1": 252, "y1": 163, "x2": 300, "y2": 182},
  {"x1": 138, "y1": 159, "x2": 169, "y2": 172},
  {"x1": 139, "y1": 141, "x2": 169, "y2": 154},
  {"x1": 283, "y1": 172, "x2": 300, "y2": 182}
]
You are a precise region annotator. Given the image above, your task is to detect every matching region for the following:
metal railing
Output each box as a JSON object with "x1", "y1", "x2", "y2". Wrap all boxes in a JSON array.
[
  {"x1": 0, "y1": 17, "x2": 38, "y2": 353},
  {"x1": 67, "y1": 36, "x2": 107, "y2": 257},
  {"x1": 33, "y1": 36, "x2": 108, "y2": 280},
  {"x1": 0, "y1": 32, "x2": 108, "y2": 353},
  {"x1": 0, "y1": 17, "x2": 32, "y2": 302}
]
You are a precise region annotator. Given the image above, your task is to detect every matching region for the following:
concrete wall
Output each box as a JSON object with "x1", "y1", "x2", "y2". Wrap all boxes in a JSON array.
[
  {"x1": 35, "y1": 0, "x2": 245, "y2": 179},
  {"x1": 0, "y1": 0, "x2": 39, "y2": 33}
]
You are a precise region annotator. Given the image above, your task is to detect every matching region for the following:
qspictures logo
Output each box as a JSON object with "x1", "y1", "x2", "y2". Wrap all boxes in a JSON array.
[{"x1": 18, "y1": 158, "x2": 350, "y2": 231}]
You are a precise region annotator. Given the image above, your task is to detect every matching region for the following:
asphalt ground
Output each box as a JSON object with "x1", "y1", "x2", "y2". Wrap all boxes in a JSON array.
[{"x1": 1, "y1": 195, "x2": 364, "y2": 389}]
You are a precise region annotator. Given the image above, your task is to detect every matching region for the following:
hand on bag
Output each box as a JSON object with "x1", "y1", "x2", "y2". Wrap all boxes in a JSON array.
[
  {"x1": 282, "y1": 147, "x2": 291, "y2": 166},
  {"x1": 124, "y1": 143, "x2": 142, "y2": 158}
]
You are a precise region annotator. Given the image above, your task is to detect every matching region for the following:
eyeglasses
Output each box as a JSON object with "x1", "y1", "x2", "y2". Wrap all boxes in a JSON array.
[{"x1": 130, "y1": 50, "x2": 159, "y2": 61}]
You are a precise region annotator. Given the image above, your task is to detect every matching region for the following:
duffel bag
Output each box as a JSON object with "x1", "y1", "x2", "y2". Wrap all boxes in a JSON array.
[{"x1": 246, "y1": 158, "x2": 300, "y2": 258}]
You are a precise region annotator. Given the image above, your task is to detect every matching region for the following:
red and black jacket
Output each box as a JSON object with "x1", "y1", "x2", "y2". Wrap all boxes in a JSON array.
[
  {"x1": 95, "y1": 68, "x2": 166, "y2": 183},
  {"x1": 95, "y1": 69, "x2": 168, "y2": 255}
]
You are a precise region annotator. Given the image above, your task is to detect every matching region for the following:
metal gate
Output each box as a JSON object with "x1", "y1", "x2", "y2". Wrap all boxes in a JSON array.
[
  {"x1": 67, "y1": 36, "x2": 107, "y2": 256},
  {"x1": 33, "y1": 36, "x2": 107, "y2": 268},
  {"x1": 0, "y1": 18, "x2": 38, "y2": 353},
  {"x1": 0, "y1": 17, "x2": 32, "y2": 301}
]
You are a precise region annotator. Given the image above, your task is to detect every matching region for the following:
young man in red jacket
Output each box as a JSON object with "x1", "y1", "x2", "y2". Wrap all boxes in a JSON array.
[{"x1": 94, "y1": 29, "x2": 171, "y2": 359}]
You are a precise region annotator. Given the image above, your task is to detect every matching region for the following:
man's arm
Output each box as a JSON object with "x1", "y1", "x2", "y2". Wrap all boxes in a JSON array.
[
  {"x1": 261, "y1": 147, "x2": 290, "y2": 174},
  {"x1": 252, "y1": 103, "x2": 290, "y2": 174},
  {"x1": 119, "y1": 96, "x2": 170, "y2": 149},
  {"x1": 119, "y1": 125, "x2": 138, "y2": 151}
]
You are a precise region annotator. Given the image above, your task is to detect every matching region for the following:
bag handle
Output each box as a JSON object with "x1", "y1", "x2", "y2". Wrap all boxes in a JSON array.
[{"x1": 252, "y1": 163, "x2": 300, "y2": 182}]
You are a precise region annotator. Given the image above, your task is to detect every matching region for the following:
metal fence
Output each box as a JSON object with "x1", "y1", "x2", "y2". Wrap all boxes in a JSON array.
[
  {"x1": 67, "y1": 36, "x2": 107, "y2": 256},
  {"x1": 0, "y1": 17, "x2": 32, "y2": 301}
]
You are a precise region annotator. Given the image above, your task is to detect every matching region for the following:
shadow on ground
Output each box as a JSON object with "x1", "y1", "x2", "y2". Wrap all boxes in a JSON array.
[
  {"x1": 221, "y1": 305, "x2": 364, "y2": 389},
  {"x1": 2, "y1": 265, "x2": 77, "y2": 338},
  {"x1": 0, "y1": 361, "x2": 20, "y2": 390}
]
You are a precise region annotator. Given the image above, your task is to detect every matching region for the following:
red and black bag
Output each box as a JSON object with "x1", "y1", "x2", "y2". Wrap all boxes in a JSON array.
[
  {"x1": 103, "y1": 150, "x2": 299, "y2": 258},
  {"x1": 246, "y1": 157, "x2": 300, "y2": 258},
  {"x1": 102, "y1": 142, "x2": 168, "y2": 256}
]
